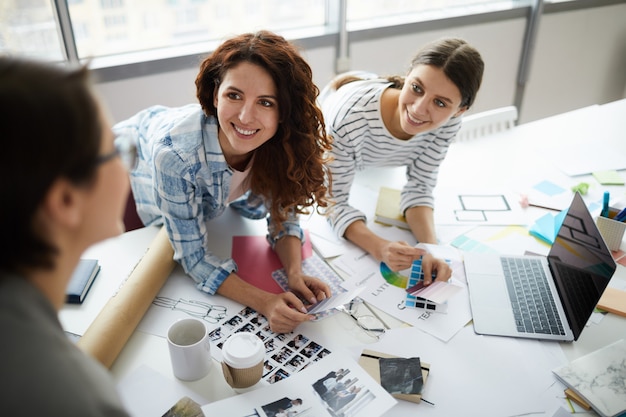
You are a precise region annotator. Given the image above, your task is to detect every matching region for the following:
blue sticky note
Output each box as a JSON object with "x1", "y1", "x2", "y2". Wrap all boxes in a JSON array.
[
  {"x1": 533, "y1": 180, "x2": 566, "y2": 197},
  {"x1": 529, "y1": 210, "x2": 567, "y2": 245}
]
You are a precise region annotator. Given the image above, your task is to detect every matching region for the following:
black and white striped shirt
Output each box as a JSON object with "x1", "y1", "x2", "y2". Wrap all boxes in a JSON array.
[{"x1": 321, "y1": 77, "x2": 461, "y2": 237}]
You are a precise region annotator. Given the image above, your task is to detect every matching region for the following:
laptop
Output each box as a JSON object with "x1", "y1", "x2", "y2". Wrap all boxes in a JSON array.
[{"x1": 464, "y1": 192, "x2": 616, "y2": 341}]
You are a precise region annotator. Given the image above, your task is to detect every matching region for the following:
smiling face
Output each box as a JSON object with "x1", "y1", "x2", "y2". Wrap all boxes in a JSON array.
[
  {"x1": 213, "y1": 61, "x2": 280, "y2": 170},
  {"x1": 395, "y1": 64, "x2": 467, "y2": 139}
]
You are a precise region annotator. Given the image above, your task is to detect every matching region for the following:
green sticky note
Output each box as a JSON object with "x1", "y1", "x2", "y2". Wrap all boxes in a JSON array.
[
  {"x1": 571, "y1": 182, "x2": 590, "y2": 195},
  {"x1": 592, "y1": 170, "x2": 625, "y2": 185}
]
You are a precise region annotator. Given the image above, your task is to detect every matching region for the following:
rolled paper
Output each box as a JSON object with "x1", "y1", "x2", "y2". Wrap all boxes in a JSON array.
[{"x1": 77, "y1": 226, "x2": 176, "y2": 368}]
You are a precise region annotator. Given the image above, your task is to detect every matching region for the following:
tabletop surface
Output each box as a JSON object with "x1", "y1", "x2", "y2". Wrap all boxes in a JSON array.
[{"x1": 61, "y1": 99, "x2": 626, "y2": 417}]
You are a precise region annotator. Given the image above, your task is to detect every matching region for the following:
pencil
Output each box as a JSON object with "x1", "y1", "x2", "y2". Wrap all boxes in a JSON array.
[{"x1": 528, "y1": 202, "x2": 562, "y2": 212}]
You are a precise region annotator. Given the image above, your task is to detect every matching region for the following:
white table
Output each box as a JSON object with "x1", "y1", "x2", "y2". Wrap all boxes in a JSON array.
[{"x1": 62, "y1": 99, "x2": 626, "y2": 416}]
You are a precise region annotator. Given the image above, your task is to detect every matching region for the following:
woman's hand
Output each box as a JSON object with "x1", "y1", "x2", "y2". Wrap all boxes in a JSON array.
[
  {"x1": 419, "y1": 252, "x2": 452, "y2": 284},
  {"x1": 379, "y1": 240, "x2": 426, "y2": 271},
  {"x1": 256, "y1": 273, "x2": 332, "y2": 334},
  {"x1": 287, "y1": 271, "x2": 332, "y2": 307},
  {"x1": 379, "y1": 242, "x2": 452, "y2": 284},
  {"x1": 260, "y1": 291, "x2": 316, "y2": 334}
]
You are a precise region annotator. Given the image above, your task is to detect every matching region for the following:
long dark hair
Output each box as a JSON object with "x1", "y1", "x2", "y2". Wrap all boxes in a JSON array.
[
  {"x1": 407, "y1": 37, "x2": 484, "y2": 109},
  {"x1": 332, "y1": 37, "x2": 484, "y2": 110},
  {"x1": 0, "y1": 57, "x2": 101, "y2": 272}
]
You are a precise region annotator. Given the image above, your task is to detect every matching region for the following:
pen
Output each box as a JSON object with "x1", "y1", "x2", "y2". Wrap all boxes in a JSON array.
[
  {"x1": 614, "y1": 207, "x2": 626, "y2": 222},
  {"x1": 601, "y1": 191, "x2": 610, "y2": 218}
]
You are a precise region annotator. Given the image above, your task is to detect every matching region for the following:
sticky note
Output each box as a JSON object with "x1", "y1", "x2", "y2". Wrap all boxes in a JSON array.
[
  {"x1": 592, "y1": 170, "x2": 625, "y2": 185},
  {"x1": 533, "y1": 180, "x2": 566, "y2": 196},
  {"x1": 529, "y1": 210, "x2": 567, "y2": 245}
]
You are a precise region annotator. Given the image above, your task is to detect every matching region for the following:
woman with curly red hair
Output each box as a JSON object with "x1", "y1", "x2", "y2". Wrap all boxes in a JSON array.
[{"x1": 114, "y1": 31, "x2": 332, "y2": 333}]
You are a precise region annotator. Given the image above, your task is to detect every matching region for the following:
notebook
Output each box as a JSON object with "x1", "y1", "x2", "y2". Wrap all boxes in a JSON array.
[
  {"x1": 66, "y1": 259, "x2": 100, "y2": 304},
  {"x1": 464, "y1": 192, "x2": 616, "y2": 341}
]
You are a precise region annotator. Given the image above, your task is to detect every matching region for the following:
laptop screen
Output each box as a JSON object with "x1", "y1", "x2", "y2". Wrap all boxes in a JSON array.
[{"x1": 548, "y1": 192, "x2": 617, "y2": 340}]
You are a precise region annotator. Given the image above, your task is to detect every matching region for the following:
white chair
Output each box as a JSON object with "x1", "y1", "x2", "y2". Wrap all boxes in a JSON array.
[{"x1": 456, "y1": 105, "x2": 518, "y2": 141}]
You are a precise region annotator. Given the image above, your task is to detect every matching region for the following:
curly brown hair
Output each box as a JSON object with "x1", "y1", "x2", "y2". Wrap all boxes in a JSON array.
[{"x1": 195, "y1": 31, "x2": 332, "y2": 226}]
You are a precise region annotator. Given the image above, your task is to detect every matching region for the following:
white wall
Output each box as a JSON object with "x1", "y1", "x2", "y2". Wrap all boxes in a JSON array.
[
  {"x1": 522, "y1": 3, "x2": 626, "y2": 122},
  {"x1": 347, "y1": 18, "x2": 526, "y2": 118},
  {"x1": 96, "y1": 3, "x2": 626, "y2": 125}
]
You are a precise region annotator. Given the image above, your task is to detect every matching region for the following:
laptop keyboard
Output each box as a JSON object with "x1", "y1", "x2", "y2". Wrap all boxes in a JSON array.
[{"x1": 501, "y1": 257, "x2": 565, "y2": 335}]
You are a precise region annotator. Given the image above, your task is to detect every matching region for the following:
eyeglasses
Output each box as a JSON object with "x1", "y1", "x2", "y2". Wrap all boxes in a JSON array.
[
  {"x1": 338, "y1": 300, "x2": 387, "y2": 340},
  {"x1": 96, "y1": 134, "x2": 138, "y2": 171}
]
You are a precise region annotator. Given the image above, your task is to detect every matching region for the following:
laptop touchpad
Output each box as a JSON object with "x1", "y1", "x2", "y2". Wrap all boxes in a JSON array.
[{"x1": 470, "y1": 274, "x2": 511, "y2": 309}]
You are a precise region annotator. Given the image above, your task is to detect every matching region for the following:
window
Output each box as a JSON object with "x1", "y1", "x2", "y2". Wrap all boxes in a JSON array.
[
  {"x1": 68, "y1": 0, "x2": 326, "y2": 59},
  {"x1": 1, "y1": 0, "x2": 581, "y2": 66},
  {"x1": 347, "y1": 0, "x2": 523, "y2": 29},
  {"x1": 0, "y1": 0, "x2": 65, "y2": 61}
]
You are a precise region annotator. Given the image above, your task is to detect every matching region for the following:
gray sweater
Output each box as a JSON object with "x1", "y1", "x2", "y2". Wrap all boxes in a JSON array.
[{"x1": 0, "y1": 274, "x2": 130, "y2": 416}]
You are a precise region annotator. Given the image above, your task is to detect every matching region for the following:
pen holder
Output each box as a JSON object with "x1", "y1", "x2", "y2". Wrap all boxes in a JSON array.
[{"x1": 596, "y1": 216, "x2": 626, "y2": 251}]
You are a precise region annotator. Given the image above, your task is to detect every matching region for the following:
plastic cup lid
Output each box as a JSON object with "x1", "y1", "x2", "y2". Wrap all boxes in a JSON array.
[{"x1": 221, "y1": 332, "x2": 265, "y2": 368}]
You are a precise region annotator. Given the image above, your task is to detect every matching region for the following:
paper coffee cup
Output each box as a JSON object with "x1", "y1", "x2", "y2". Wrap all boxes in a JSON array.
[
  {"x1": 167, "y1": 318, "x2": 212, "y2": 381},
  {"x1": 221, "y1": 332, "x2": 265, "y2": 390}
]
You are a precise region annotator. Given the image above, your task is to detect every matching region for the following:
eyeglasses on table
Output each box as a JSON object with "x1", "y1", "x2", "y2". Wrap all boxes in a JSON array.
[{"x1": 338, "y1": 299, "x2": 388, "y2": 340}]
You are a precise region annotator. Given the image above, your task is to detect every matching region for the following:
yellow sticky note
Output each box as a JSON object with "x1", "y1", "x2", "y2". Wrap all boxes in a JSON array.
[{"x1": 592, "y1": 170, "x2": 625, "y2": 185}]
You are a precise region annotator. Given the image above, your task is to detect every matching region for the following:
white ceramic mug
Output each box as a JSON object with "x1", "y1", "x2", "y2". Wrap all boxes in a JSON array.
[
  {"x1": 221, "y1": 332, "x2": 265, "y2": 391},
  {"x1": 167, "y1": 318, "x2": 212, "y2": 381}
]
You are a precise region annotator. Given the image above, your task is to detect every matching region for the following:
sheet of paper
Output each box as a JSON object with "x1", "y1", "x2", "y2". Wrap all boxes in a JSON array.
[
  {"x1": 451, "y1": 225, "x2": 551, "y2": 257},
  {"x1": 117, "y1": 364, "x2": 208, "y2": 417},
  {"x1": 434, "y1": 188, "x2": 531, "y2": 226},
  {"x1": 552, "y1": 145, "x2": 626, "y2": 176},
  {"x1": 135, "y1": 265, "x2": 245, "y2": 339},
  {"x1": 304, "y1": 210, "x2": 347, "y2": 259},
  {"x1": 201, "y1": 350, "x2": 397, "y2": 417},
  {"x1": 521, "y1": 178, "x2": 577, "y2": 212},
  {"x1": 306, "y1": 287, "x2": 364, "y2": 315},
  {"x1": 357, "y1": 325, "x2": 568, "y2": 417},
  {"x1": 407, "y1": 281, "x2": 463, "y2": 304},
  {"x1": 335, "y1": 244, "x2": 471, "y2": 342},
  {"x1": 135, "y1": 265, "x2": 341, "y2": 387}
]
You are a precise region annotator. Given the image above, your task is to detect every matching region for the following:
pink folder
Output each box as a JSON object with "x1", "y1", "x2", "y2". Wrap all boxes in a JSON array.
[{"x1": 231, "y1": 230, "x2": 313, "y2": 294}]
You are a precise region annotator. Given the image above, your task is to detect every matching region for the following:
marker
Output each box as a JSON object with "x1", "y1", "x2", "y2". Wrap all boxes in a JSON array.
[{"x1": 601, "y1": 191, "x2": 610, "y2": 218}]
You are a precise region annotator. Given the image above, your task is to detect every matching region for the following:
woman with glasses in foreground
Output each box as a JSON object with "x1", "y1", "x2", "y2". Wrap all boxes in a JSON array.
[{"x1": 0, "y1": 57, "x2": 131, "y2": 415}]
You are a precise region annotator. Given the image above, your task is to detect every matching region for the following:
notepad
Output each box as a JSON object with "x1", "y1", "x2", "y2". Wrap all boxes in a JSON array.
[
  {"x1": 597, "y1": 287, "x2": 626, "y2": 317},
  {"x1": 359, "y1": 349, "x2": 430, "y2": 404},
  {"x1": 65, "y1": 259, "x2": 100, "y2": 304},
  {"x1": 553, "y1": 339, "x2": 626, "y2": 417},
  {"x1": 528, "y1": 209, "x2": 567, "y2": 245},
  {"x1": 592, "y1": 170, "x2": 625, "y2": 186},
  {"x1": 374, "y1": 187, "x2": 409, "y2": 229}
]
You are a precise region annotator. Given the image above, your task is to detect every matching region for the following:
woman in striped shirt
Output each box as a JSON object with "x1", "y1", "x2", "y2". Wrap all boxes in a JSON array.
[{"x1": 320, "y1": 38, "x2": 484, "y2": 282}]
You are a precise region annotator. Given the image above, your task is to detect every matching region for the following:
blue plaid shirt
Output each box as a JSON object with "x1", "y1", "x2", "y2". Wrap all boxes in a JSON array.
[{"x1": 113, "y1": 104, "x2": 303, "y2": 294}]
